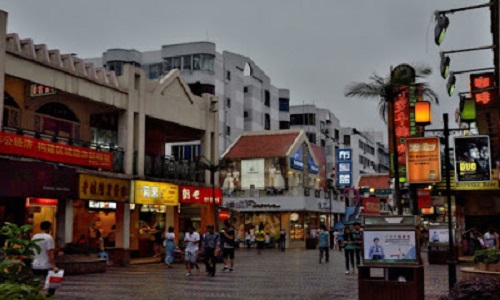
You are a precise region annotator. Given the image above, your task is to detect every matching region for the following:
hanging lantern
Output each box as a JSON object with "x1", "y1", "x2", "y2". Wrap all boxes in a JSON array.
[
  {"x1": 460, "y1": 97, "x2": 476, "y2": 123},
  {"x1": 415, "y1": 101, "x2": 432, "y2": 126},
  {"x1": 218, "y1": 210, "x2": 230, "y2": 221}
]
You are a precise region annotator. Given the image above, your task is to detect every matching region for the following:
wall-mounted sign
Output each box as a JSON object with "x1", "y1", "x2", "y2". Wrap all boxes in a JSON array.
[
  {"x1": 79, "y1": 174, "x2": 129, "y2": 202},
  {"x1": 30, "y1": 84, "x2": 58, "y2": 97},
  {"x1": 25, "y1": 198, "x2": 58, "y2": 208},
  {"x1": 470, "y1": 72, "x2": 496, "y2": 105},
  {"x1": 406, "y1": 137, "x2": 441, "y2": 183},
  {"x1": 218, "y1": 211, "x2": 230, "y2": 221},
  {"x1": 88, "y1": 200, "x2": 117, "y2": 210},
  {"x1": 417, "y1": 189, "x2": 431, "y2": 209},
  {"x1": 290, "y1": 146, "x2": 304, "y2": 170},
  {"x1": 362, "y1": 198, "x2": 381, "y2": 215},
  {"x1": 241, "y1": 159, "x2": 265, "y2": 189},
  {"x1": 0, "y1": 131, "x2": 113, "y2": 170},
  {"x1": 179, "y1": 186, "x2": 222, "y2": 205},
  {"x1": 307, "y1": 152, "x2": 319, "y2": 174},
  {"x1": 454, "y1": 135, "x2": 491, "y2": 182},
  {"x1": 132, "y1": 180, "x2": 178, "y2": 206},
  {"x1": 336, "y1": 148, "x2": 352, "y2": 187}
]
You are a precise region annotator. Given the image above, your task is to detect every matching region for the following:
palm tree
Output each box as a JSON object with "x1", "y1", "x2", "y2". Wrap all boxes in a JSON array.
[{"x1": 344, "y1": 63, "x2": 440, "y2": 215}]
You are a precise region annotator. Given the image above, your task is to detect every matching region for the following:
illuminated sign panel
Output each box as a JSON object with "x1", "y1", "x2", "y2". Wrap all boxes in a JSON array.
[
  {"x1": 405, "y1": 137, "x2": 441, "y2": 183},
  {"x1": 454, "y1": 136, "x2": 491, "y2": 183},
  {"x1": 470, "y1": 72, "x2": 496, "y2": 105},
  {"x1": 132, "y1": 180, "x2": 179, "y2": 206}
]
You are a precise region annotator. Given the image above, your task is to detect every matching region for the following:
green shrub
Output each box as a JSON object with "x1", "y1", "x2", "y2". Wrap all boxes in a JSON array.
[
  {"x1": 473, "y1": 249, "x2": 500, "y2": 264},
  {"x1": 439, "y1": 277, "x2": 500, "y2": 300}
]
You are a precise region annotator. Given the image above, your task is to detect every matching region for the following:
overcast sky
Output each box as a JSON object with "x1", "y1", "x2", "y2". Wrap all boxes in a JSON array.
[{"x1": 2, "y1": 0, "x2": 494, "y2": 137}]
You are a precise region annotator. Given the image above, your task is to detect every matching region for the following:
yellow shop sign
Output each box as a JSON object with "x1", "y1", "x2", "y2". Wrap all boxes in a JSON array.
[
  {"x1": 79, "y1": 174, "x2": 130, "y2": 202},
  {"x1": 132, "y1": 180, "x2": 179, "y2": 206}
]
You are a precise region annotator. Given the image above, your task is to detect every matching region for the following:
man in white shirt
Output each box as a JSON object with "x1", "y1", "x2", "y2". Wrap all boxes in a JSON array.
[
  {"x1": 31, "y1": 221, "x2": 59, "y2": 296},
  {"x1": 184, "y1": 225, "x2": 200, "y2": 276}
]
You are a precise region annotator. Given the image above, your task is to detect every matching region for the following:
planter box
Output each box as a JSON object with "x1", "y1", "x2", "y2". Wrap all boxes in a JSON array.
[
  {"x1": 474, "y1": 263, "x2": 500, "y2": 272},
  {"x1": 475, "y1": 263, "x2": 487, "y2": 271}
]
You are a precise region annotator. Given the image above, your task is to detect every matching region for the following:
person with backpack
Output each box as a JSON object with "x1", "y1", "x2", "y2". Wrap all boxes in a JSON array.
[{"x1": 202, "y1": 224, "x2": 220, "y2": 277}]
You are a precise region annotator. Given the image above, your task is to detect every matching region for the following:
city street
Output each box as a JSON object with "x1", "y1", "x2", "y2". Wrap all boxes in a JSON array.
[{"x1": 56, "y1": 249, "x2": 463, "y2": 300}]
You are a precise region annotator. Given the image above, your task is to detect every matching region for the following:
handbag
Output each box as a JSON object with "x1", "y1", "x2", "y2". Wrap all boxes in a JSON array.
[{"x1": 44, "y1": 270, "x2": 64, "y2": 290}]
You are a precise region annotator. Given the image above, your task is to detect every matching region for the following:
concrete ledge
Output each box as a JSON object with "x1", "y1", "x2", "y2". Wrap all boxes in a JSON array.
[
  {"x1": 55, "y1": 255, "x2": 106, "y2": 275},
  {"x1": 460, "y1": 267, "x2": 500, "y2": 281}
]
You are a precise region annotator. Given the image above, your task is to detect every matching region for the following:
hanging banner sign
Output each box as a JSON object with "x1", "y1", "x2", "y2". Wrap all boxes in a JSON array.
[
  {"x1": 290, "y1": 146, "x2": 304, "y2": 170},
  {"x1": 406, "y1": 137, "x2": 441, "y2": 183},
  {"x1": 336, "y1": 148, "x2": 353, "y2": 187},
  {"x1": 179, "y1": 186, "x2": 222, "y2": 205},
  {"x1": 79, "y1": 174, "x2": 130, "y2": 202},
  {"x1": 454, "y1": 135, "x2": 491, "y2": 182},
  {"x1": 307, "y1": 152, "x2": 319, "y2": 174},
  {"x1": 132, "y1": 180, "x2": 179, "y2": 206},
  {"x1": 0, "y1": 131, "x2": 112, "y2": 170}
]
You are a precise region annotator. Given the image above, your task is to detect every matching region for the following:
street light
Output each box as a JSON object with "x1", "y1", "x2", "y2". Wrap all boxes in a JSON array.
[
  {"x1": 434, "y1": 14, "x2": 449, "y2": 46},
  {"x1": 459, "y1": 96, "x2": 477, "y2": 123},
  {"x1": 415, "y1": 104, "x2": 459, "y2": 291},
  {"x1": 447, "y1": 73, "x2": 456, "y2": 96},
  {"x1": 440, "y1": 53, "x2": 450, "y2": 79}
]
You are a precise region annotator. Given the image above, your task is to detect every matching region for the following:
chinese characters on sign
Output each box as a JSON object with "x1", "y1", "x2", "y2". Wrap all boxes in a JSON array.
[
  {"x1": 133, "y1": 180, "x2": 179, "y2": 206},
  {"x1": 417, "y1": 189, "x2": 431, "y2": 209},
  {"x1": 30, "y1": 84, "x2": 58, "y2": 97},
  {"x1": 405, "y1": 137, "x2": 441, "y2": 183},
  {"x1": 470, "y1": 72, "x2": 496, "y2": 105},
  {"x1": 336, "y1": 148, "x2": 352, "y2": 187},
  {"x1": 454, "y1": 136, "x2": 491, "y2": 183},
  {"x1": 179, "y1": 186, "x2": 222, "y2": 205},
  {"x1": 0, "y1": 131, "x2": 113, "y2": 170},
  {"x1": 79, "y1": 174, "x2": 130, "y2": 202}
]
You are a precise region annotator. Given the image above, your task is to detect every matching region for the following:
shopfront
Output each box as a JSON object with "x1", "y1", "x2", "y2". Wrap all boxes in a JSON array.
[
  {"x1": 74, "y1": 174, "x2": 130, "y2": 249},
  {"x1": 179, "y1": 186, "x2": 221, "y2": 239},
  {"x1": 0, "y1": 159, "x2": 78, "y2": 243},
  {"x1": 130, "y1": 180, "x2": 178, "y2": 257}
]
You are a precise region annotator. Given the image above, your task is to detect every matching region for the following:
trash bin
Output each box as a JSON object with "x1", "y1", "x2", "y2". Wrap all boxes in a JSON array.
[{"x1": 306, "y1": 238, "x2": 317, "y2": 249}]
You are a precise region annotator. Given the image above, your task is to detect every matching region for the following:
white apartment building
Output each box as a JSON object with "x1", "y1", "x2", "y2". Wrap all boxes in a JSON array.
[{"x1": 86, "y1": 42, "x2": 288, "y2": 157}]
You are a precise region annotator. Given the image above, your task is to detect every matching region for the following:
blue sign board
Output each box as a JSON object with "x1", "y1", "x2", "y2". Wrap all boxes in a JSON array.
[
  {"x1": 307, "y1": 152, "x2": 319, "y2": 174},
  {"x1": 290, "y1": 146, "x2": 304, "y2": 170},
  {"x1": 336, "y1": 148, "x2": 352, "y2": 187}
]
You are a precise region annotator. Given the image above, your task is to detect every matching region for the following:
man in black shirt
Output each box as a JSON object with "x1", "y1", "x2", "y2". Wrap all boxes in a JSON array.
[
  {"x1": 202, "y1": 224, "x2": 220, "y2": 277},
  {"x1": 221, "y1": 222, "x2": 235, "y2": 272}
]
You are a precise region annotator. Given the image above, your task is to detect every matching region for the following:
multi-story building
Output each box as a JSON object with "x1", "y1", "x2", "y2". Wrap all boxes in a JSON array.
[
  {"x1": 289, "y1": 104, "x2": 341, "y2": 179},
  {"x1": 86, "y1": 42, "x2": 288, "y2": 156}
]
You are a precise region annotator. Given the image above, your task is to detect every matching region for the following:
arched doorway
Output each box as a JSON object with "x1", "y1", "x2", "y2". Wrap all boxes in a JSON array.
[
  {"x1": 3, "y1": 92, "x2": 20, "y2": 128},
  {"x1": 35, "y1": 102, "x2": 80, "y2": 140}
]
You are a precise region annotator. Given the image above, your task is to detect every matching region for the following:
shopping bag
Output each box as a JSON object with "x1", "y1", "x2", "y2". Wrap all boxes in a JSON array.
[{"x1": 44, "y1": 270, "x2": 64, "y2": 290}]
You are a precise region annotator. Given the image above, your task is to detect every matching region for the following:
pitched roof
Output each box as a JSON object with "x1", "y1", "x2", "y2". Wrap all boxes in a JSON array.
[
  {"x1": 357, "y1": 173, "x2": 391, "y2": 189},
  {"x1": 223, "y1": 130, "x2": 301, "y2": 159}
]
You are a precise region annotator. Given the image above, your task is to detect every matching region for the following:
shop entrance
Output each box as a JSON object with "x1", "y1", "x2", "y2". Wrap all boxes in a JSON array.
[{"x1": 25, "y1": 198, "x2": 58, "y2": 236}]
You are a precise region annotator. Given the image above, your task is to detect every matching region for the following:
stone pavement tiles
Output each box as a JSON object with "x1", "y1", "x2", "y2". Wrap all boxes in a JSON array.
[{"x1": 56, "y1": 249, "x2": 464, "y2": 300}]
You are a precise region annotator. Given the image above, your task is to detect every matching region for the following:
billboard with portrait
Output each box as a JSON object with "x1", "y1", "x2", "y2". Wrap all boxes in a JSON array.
[
  {"x1": 428, "y1": 227, "x2": 449, "y2": 245},
  {"x1": 220, "y1": 160, "x2": 241, "y2": 196},
  {"x1": 363, "y1": 230, "x2": 418, "y2": 264},
  {"x1": 454, "y1": 136, "x2": 491, "y2": 182}
]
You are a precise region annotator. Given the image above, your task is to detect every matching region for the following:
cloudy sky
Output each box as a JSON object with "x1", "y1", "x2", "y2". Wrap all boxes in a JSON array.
[{"x1": 2, "y1": 0, "x2": 494, "y2": 136}]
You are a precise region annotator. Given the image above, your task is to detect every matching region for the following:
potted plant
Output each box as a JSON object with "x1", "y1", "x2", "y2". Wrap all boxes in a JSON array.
[{"x1": 473, "y1": 249, "x2": 500, "y2": 272}]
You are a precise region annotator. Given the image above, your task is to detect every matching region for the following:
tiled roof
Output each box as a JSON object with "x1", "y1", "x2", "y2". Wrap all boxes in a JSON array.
[
  {"x1": 358, "y1": 174, "x2": 390, "y2": 189},
  {"x1": 310, "y1": 144, "x2": 326, "y2": 165},
  {"x1": 224, "y1": 132, "x2": 300, "y2": 159}
]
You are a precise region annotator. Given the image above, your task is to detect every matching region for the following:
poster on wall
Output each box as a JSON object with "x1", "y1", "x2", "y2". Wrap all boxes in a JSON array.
[
  {"x1": 454, "y1": 135, "x2": 491, "y2": 182},
  {"x1": 363, "y1": 230, "x2": 417, "y2": 264},
  {"x1": 428, "y1": 227, "x2": 449, "y2": 245},
  {"x1": 220, "y1": 161, "x2": 241, "y2": 196},
  {"x1": 406, "y1": 137, "x2": 441, "y2": 183},
  {"x1": 241, "y1": 159, "x2": 265, "y2": 190},
  {"x1": 265, "y1": 158, "x2": 287, "y2": 192}
]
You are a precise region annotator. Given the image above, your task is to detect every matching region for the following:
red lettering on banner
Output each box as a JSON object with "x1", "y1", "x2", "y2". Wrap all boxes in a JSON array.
[
  {"x1": 0, "y1": 132, "x2": 113, "y2": 170},
  {"x1": 179, "y1": 186, "x2": 223, "y2": 205}
]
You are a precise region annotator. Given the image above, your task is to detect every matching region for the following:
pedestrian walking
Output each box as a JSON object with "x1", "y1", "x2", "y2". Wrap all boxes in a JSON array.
[
  {"x1": 318, "y1": 224, "x2": 329, "y2": 263},
  {"x1": 184, "y1": 225, "x2": 200, "y2": 276},
  {"x1": 202, "y1": 224, "x2": 220, "y2": 277},
  {"x1": 221, "y1": 222, "x2": 235, "y2": 272},
  {"x1": 31, "y1": 221, "x2": 59, "y2": 297},
  {"x1": 352, "y1": 222, "x2": 363, "y2": 266},
  {"x1": 164, "y1": 226, "x2": 176, "y2": 268},
  {"x1": 343, "y1": 227, "x2": 356, "y2": 274},
  {"x1": 337, "y1": 229, "x2": 344, "y2": 251},
  {"x1": 333, "y1": 230, "x2": 340, "y2": 251},
  {"x1": 484, "y1": 227, "x2": 499, "y2": 249},
  {"x1": 279, "y1": 229, "x2": 286, "y2": 251},
  {"x1": 256, "y1": 223, "x2": 266, "y2": 255}
]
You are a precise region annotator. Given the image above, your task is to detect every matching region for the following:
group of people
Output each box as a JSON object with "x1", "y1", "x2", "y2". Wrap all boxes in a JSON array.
[
  {"x1": 318, "y1": 222, "x2": 363, "y2": 274},
  {"x1": 163, "y1": 222, "x2": 237, "y2": 277},
  {"x1": 462, "y1": 227, "x2": 499, "y2": 255}
]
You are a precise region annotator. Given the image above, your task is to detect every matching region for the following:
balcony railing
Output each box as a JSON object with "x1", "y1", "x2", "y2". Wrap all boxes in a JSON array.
[
  {"x1": 2, "y1": 126, "x2": 125, "y2": 173},
  {"x1": 143, "y1": 155, "x2": 205, "y2": 183}
]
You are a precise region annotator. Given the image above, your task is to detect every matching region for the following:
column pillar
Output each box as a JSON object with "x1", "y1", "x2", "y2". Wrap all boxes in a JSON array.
[
  {"x1": 0, "y1": 11, "x2": 8, "y2": 131},
  {"x1": 56, "y1": 199, "x2": 73, "y2": 247},
  {"x1": 113, "y1": 202, "x2": 131, "y2": 265}
]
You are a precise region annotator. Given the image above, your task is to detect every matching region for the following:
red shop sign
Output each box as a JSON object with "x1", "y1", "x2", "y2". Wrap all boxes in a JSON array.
[
  {"x1": 179, "y1": 186, "x2": 222, "y2": 205},
  {"x1": 362, "y1": 197, "x2": 381, "y2": 215},
  {"x1": 218, "y1": 211, "x2": 230, "y2": 221},
  {"x1": 26, "y1": 198, "x2": 59, "y2": 207},
  {"x1": 0, "y1": 131, "x2": 112, "y2": 170},
  {"x1": 417, "y1": 189, "x2": 431, "y2": 209}
]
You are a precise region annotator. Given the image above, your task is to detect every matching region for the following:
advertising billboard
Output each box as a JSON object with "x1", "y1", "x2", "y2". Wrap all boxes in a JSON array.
[
  {"x1": 363, "y1": 230, "x2": 417, "y2": 264},
  {"x1": 406, "y1": 137, "x2": 441, "y2": 183},
  {"x1": 454, "y1": 136, "x2": 491, "y2": 182},
  {"x1": 132, "y1": 180, "x2": 178, "y2": 206},
  {"x1": 428, "y1": 228, "x2": 449, "y2": 245},
  {"x1": 336, "y1": 148, "x2": 352, "y2": 187},
  {"x1": 241, "y1": 159, "x2": 265, "y2": 190}
]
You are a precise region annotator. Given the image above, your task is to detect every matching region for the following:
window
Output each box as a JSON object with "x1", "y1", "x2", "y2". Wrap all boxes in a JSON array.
[
  {"x1": 290, "y1": 114, "x2": 316, "y2": 125},
  {"x1": 334, "y1": 129, "x2": 340, "y2": 140},
  {"x1": 359, "y1": 155, "x2": 364, "y2": 164},
  {"x1": 306, "y1": 133, "x2": 316, "y2": 144},
  {"x1": 244, "y1": 86, "x2": 249, "y2": 94},
  {"x1": 173, "y1": 57, "x2": 181, "y2": 69},
  {"x1": 107, "y1": 61, "x2": 123, "y2": 76},
  {"x1": 264, "y1": 90, "x2": 270, "y2": 107},
  {"x1": 182, "y1": 55, "x2": 191, "y2": 70},
  {"x1": 335, "y1": 146, "x2": 339, "y2": 156},
  {"x1": 164, "y1": 58, "x2": 172, "y2": 72},
  {"x1": 279, "y1": 98, "x2": 289, "y2": 112},
  {"x1": 193, "y1": 54, "x2": 201, "y2": 70},
  {"x1": 226, "y1": 126, "x2": 231, "y2": 136},
  {"x1": 321, "y1": 139, "x2": 326, "y2": 147},
  {"x1": 344, "y1": 135, "x2": 351, "y2": 146},
  {"x1": 320, "y1": 121, "x2": 326, "y2": 132},
  {"x1": 148, "y1": 63, "x2": 163, "y2": 79},
  {"x1": 226, "y1": 98, "x2": 231, "y2": 108},
  {"x1": 226, "y1": 70, "x2": 231, "y2": 81},
  {"x1": 279, "y1": 121, "x2": 290, "y2": 129},
  {"x1": 244, "y1": 111, "x2": 249, "y2": 118},
  {"x1": 198, "y1": 54, "x2": 214, "y2": 71},
  {"x1": 265, "y1": 113, "x2": 271, "y2": 130},
  {"x1": 188, "y1": 83, "x2": 215, "y2": 96},
  {"x1": 359, "y1": 140, "x2": 365, "y2": 150}
]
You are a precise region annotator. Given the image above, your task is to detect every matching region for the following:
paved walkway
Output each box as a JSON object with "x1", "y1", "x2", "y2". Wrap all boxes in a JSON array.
[{"x1": 56, "y1": 249, "x2": 464, "y2": 300}]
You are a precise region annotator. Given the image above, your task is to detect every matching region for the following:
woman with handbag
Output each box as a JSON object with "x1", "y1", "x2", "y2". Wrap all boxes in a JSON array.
[{"x1": 164, "y1": 226, "x2": 176, "y2": 268}]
